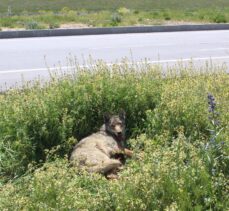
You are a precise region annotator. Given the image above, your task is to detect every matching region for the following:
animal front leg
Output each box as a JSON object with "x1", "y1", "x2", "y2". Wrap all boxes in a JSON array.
[
  {"x1": 112, "y1": 148, "x2": 133, "y2": 157},
  {"x1": 124, "y1": 148, "x2": 133, "y2": 157}
]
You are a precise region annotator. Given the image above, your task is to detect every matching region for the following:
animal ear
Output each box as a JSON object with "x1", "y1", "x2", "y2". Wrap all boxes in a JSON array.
[
  {"x1": 103, "y1": 112, "x2": 111, "y2": 123},
  {"x1": 119, "y1": 109, "x2": 126, "y2": 121}
]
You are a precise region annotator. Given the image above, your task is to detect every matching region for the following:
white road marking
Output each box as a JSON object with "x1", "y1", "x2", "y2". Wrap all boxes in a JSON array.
[
  {"x1": 90, "y1": 43, "x2": 174, "y2": 50},
  {"x1": 1, "y1": 55, "x2": 229, "y2": 74},
  {"x1": 200, "y1": 48, "x2": 229, "y2": 51}
]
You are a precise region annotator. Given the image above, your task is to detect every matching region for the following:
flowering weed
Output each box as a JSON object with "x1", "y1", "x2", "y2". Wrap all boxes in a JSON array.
[{"x1": 0, "y1": 62, "x2": 228, "y2": 210}]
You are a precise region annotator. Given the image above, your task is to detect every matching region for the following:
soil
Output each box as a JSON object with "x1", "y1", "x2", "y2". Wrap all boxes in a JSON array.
[
  {"x1": 59, "y1": 23, "x2": 90, "y2": 29},
  {"x1": 0, "y1": 21, "x2": 208, "y2": 32}
]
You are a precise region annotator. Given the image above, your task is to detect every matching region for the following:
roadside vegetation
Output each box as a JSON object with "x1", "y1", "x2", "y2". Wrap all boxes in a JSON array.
[
  {"x1": 1, "y1": 0, "x2": 229, "y2": 13},
  {"x1": 0, "y1": 0, "x2": 229, "y2": 30},
  {"x1": 0, "y1": 60, "x2": 228, "y2": 210}
]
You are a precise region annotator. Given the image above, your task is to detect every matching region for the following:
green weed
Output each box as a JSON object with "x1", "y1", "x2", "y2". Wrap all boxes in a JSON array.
[
  {"x1": 0, "y1": 7, "x2": 229, "y2": 30},
  {"x1": 111, "y1": 13, "x2": 122, "y2": 26},
  {"x1": 0, "y1": 61, "x2": 228, "y2": 210},
  {"x1": 25, "y1": 20, "x2": 44, "y2": 30},
  {"x1": 0, "y1": 132, "x2": 228, "y2": 210},
  {"x1": 0, "y1": 0, "x2": 229, "y2": 14},
  {"x1": 212, "y1": 13, "x2": 227, "y2": 23}
]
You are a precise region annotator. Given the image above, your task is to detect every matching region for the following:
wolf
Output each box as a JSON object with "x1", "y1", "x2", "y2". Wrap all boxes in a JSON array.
[{"x1": 70, "y1": 110, "x2": 133, "y2": 177}]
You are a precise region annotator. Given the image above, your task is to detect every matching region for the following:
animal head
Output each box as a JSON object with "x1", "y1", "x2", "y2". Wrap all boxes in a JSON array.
[{"x1": 103, "y1": 110, "x2": 126, "y2": 142}]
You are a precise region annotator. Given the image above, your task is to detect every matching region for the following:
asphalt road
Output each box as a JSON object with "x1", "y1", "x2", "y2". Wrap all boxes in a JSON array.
[{"x1": 1, "y1": 30, "x2": 229, "y2": 90}]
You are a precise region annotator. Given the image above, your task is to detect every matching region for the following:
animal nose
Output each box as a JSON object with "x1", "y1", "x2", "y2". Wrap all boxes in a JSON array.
[{"x1": 117, "y1": 131, "x2": 122, "y2": 136}]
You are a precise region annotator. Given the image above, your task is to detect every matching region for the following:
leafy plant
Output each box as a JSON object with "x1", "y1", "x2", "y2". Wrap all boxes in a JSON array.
[
  {"x1": 0, "y1": 62, "x2": 228, "y2": 210},
  {"x1": 25, "y1": 20, "x2": 43, "y2": 29},
  {"x1": 202, "y1": 93, "x2": 228, "y2": 176},
  {"x1": 111, "y1": 13, "x2": 122, "y2": 26},
  {"x1": 117, "y1": 7, "x2": 130, "y2": 15},
  {"x1": 49, "y1": 22, "x2": 60, "y2": 29},
  {"x1": 163, "y1": 12, "x2": 171, "y2": 20},
  {"x1": 213, "y1": 13, "x2": 227, "y2": 23}
]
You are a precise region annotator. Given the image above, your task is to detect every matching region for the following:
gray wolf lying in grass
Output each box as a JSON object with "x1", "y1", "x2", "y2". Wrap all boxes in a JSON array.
[{"x1": 70, "y1": 110, "x2": 133, "y2": 178}]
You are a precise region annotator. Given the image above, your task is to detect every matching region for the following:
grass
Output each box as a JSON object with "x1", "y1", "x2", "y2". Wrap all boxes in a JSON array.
[
  {"x1": 0, "y1": 61, "x2": 228, "y2": 210},
  {"x1": 0, "y1": 2, "x2": 229, "y2": 29},
  {"x1": 0, "y1": 8, "x2": 229, "y2": 30},
  {"x1": 1, "y1": 0, "x2": 229, "y2": 13}
]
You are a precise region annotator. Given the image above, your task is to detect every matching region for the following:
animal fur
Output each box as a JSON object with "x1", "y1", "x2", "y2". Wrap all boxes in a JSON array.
[{"x1": 70, "y1": 110, "x2": 133, "y2": 175}]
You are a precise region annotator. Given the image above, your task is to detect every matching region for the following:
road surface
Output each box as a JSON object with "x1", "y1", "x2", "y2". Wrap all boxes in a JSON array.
[{"x1": 0, "y1": 30, "x2": 229, "y2": 90}]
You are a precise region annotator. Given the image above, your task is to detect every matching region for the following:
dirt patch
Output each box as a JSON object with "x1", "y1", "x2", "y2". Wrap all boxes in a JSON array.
[
  {"x1": 59, "y1": 23, "x2": 90, "y2": 29},
  {"x1": 163, "y1": 20, "x2": 208, "y2": 25},
  {"x1": 1, "y1": 27, "x2": 26, "y2": 31},
  {"x1": 0, "y1": 21, "x2": 210, "y2": 32},
  {"x1": 135, "y1": 20, "x2": 208, "y2": 26}
]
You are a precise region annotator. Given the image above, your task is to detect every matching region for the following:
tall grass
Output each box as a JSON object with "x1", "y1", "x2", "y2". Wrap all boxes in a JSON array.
[{"x1": 0, "y1": 61, "x2": 228, "y2": 210}]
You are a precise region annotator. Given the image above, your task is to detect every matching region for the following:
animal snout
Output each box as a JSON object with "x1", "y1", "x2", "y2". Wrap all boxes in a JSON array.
[
  {"x1": 117, "y1": 131, "x2": 122, "y2": 136},
  {"x1": 115, "y1": 125, "x2": 122, "y2": 133}
]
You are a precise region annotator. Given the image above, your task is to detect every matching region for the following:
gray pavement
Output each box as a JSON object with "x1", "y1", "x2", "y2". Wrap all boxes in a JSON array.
[{"x1": 0, "y1": 30, "x2": 229, "y2": 90}]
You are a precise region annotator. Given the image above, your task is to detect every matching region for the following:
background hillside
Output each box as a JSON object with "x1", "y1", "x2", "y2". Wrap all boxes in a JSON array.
[{"x1": 1, "y1": 0, "x2": 229, "y2": 13}]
